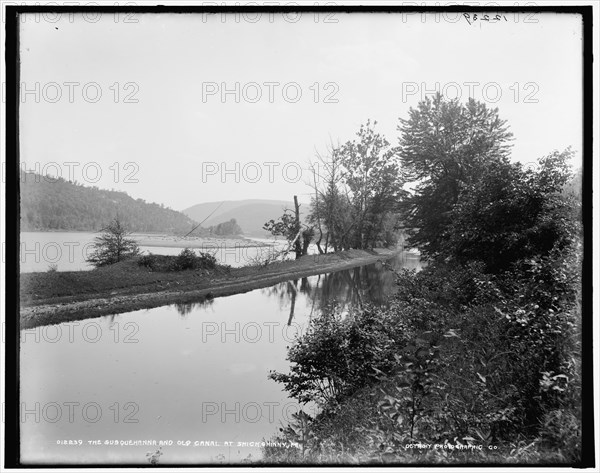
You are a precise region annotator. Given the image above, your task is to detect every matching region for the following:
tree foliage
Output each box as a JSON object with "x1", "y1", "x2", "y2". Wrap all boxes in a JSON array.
[
  {"x1": 308, "y1": 145, "x2": 354, "y2": 252},
  {"x1": 397, "y1": 94, "x2": 513, "y2": 258},
  {"x1": 138, "y1": 248, "x2": 218, "y2": 272},
  {"x1": 309, "y1": 121, "x2": 405, "y2": 250},
  {"x1": 210, "y1": 218, "x2": 243, "y2": 236},
  {"x1": 269, "y1": 304, "x2": 406, "y2": 406},
  {"x1": 341, "y1": 120, "x2": 406, "y2": 248},
  {"x1": 86, "y1": 217, "x2": 140, "y2": 267},
  {"x1": 264, "y1": 200, "x2": 314, "y2": 259},
  {"x1": 440, "y1": 149, "x2": 577, "y2": 272},
  {"x1": 267, "y1": 97, "x2": 582, "y2": 463}
]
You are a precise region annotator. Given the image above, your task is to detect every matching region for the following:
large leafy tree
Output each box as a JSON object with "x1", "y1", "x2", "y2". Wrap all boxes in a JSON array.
[
  {"x1": 397, "y1": 94, "x2": 513, "y2": 258},
  {"x1": 309, "y1": 121, "x2": 406, "y2": 250},
  {"x1": 308, "y1": 145, "x2": 354, "y2": 252},
  {"x1": 341, "y1": 120, "x2": 406, "y2": 249},
  {"x1": 440, "y1": 149, "x2": 577, "y2": 273}
]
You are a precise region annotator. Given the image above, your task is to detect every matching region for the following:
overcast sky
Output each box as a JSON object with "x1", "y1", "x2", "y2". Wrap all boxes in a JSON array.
[{"x1": 18, "y1": 10, "x2": 583, "y2": 211}]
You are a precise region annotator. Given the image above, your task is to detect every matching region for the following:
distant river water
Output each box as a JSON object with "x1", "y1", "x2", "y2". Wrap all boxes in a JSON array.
[
  {"x1": 19, "y1": 251, "x2": 422, "y2": 465},
  {"x1": 19, "y1": 231, "x2": 289, "y2": 273}
]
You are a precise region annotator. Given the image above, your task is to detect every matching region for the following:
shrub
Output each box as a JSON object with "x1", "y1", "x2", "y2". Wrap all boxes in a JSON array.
[
  {"x1": 172, "y1": 248, "x2": 217, "y2": 271},
  {"x1": 267, "y1": 244, "x2": 581, "y2": 463},
  {"x1": 269, "y1": 302, "x2": 411, "y2": 407},
  {"x1": 438, "y1": 151, "x2": 577, "y2": 274},
  {"x1": 137, "y1": 249, "x2": 218, "y2": 272},
  {"x1": 138, "y1": 253, "x2": 172, "y2": 271}
]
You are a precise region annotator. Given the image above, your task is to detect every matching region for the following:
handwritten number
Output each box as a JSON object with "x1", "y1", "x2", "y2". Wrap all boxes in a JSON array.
[{"x1": 465, "y1": 12, "x2": 508, "y2": 25}]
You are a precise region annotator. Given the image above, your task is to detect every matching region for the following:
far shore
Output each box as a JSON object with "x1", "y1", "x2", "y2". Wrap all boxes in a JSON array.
[
  {"x1": 134, "y1": 234, "x2": 275, "y2": 249},
  {"x1": 20, "y1": 248, "x2": 408, "y2": 329},
  {"x1": 21, "y1": 230, "x2": 277, "y2": 248}
]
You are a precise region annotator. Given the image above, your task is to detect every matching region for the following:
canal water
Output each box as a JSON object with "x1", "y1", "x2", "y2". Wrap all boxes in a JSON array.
[{"x1": 19, "y1": 252, "x2": 421, "y2": 465}]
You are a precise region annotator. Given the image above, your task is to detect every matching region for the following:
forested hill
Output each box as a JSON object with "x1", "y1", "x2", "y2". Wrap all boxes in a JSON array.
[{"x1": 20, "y1": 171, "x2": 198, "y2": 233}]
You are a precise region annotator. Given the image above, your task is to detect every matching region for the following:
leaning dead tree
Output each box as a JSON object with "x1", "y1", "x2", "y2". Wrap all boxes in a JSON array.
[{"x1": 263, "y1": 195, "x2": 314, "y2": 260}]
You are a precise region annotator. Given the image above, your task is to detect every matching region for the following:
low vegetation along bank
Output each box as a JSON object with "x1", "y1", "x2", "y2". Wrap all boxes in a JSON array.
[
  {"x1": 262, "y1": 252, "x2": 581, "y2": 464},
  {"x1": 20, "y1": 248, "x2": 399, "y2": 329}
]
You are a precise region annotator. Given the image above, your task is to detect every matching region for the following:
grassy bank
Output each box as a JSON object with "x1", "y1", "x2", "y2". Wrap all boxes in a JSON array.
[{"x1": 20, "y1": 248, "x2": 399, "y2": 329}]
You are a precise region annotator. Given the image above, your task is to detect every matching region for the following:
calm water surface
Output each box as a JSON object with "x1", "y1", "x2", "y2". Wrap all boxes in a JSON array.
[
  {"x1": 20, "y1": 252, "x2": 421, "y2": 464},
  {"x1": 19, "y1": 232, "x2": 286, "y2": 273}
]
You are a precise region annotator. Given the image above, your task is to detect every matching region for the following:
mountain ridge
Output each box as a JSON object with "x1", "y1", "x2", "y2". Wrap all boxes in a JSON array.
[
  {"x1": 183, "y1": 199, "x2": 311, "y2": 236},
  {"x1": 20, "y1": 171, "x2": 198, "y2": 234}
]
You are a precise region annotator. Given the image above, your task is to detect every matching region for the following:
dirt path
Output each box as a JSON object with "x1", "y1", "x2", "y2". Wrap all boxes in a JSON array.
[{"x1": 20, "y1": 249, "x2": 401, "y2": 329}]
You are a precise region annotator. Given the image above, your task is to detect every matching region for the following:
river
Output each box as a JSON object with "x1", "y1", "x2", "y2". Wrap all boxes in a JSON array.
[
  {"x1": 19, "y1": 231, "x2": 288, "y2": 273},
  {"x1": 19, "y1": 252, "x2": 421, "y2": 465}
]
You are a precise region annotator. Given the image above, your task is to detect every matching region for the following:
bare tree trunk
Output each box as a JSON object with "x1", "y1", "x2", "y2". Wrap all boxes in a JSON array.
[
  {"x1": 311, "y1": 167, "x2": 325, "y2": 254},
  {"x1": 293, "y1": 196, "x2": 302, "y2": 259},
  {"x1": 283, "y1": 229, "x2": 302, "y2": 260},
  {"x1": 302, "y1": 233, "x2": 311, "y2": 256}
]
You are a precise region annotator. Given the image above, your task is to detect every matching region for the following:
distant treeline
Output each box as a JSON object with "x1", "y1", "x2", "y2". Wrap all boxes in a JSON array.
[
  {"x1": 208, "y1": 218, "x2": 243, "y2": 236},
  {"x1": 20, "y1": 171, "x2": 197, "y2": 233}
]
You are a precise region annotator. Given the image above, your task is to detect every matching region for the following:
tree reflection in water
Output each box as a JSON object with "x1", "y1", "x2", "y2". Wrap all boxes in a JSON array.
[
  {"x1": 261, "y1": 253, "x2": 422, "y2": 325},
  {"x1": 168, "y1": 253, "x2": 422, "y2": 321},
  {"x1": 174, "y1": 298, "x2": 215, "y2": 317}
]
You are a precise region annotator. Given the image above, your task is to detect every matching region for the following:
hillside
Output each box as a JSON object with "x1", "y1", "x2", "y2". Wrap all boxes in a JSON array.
[
  {"x1": 20, "y1": 171, "x2": 198, "y2": 234},
  {"x1": 183, "y1": 199, "x2": 310, "y2": 236}
]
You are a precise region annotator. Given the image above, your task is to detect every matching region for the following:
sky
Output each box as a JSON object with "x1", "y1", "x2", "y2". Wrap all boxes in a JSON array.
[{"x1": 18, "y1": 9, "x2": 583, "y2": 211}]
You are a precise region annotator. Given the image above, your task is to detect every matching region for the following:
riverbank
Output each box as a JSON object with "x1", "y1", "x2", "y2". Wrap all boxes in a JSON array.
[{"x1": 20, "y1": 248, "x2": 401, "y2": 329}]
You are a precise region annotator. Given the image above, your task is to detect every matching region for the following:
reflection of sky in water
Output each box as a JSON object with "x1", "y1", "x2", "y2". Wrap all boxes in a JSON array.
[{"x1": 20, "y1": 253, "x2": 421, "y2": 465}]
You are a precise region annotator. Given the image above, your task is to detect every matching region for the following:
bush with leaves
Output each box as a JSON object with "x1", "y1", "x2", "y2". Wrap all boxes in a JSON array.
[
  {"x1": 269, "y1": 302, "x2": 411, "y2": 407},
  {"x1": 172, "y1": 248, "x2": 217, "y2": 271},
  {"x1": 438, "y1": 150, "x2": 577, "y2": 273},
  {"x1": 137, "y1": 248, "x2": 218, "y2": 272},
  {"x1": 267, "y1": 244, "x2": 581, "y2": 463},
  {"x1": 137, "y1": 253, "x2": 173, "y2": 271}
]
